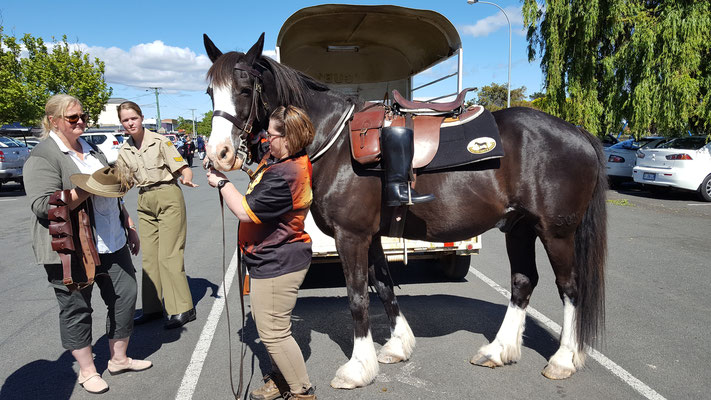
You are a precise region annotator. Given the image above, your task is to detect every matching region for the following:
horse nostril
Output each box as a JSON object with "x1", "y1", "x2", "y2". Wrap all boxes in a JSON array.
[{"x1": 219, "y1": 148, "x2": 229, "y2": 160}]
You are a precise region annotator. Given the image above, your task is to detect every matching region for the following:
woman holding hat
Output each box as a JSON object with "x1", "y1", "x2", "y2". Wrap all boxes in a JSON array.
[{"x1": 24, "y1": 94, "x2": 151, "y2": 395}]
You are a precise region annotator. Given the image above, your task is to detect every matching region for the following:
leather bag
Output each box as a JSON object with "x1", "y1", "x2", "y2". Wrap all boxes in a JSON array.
[{"x1": 48, "y1": 189, "x2": 100, "y2": 290}]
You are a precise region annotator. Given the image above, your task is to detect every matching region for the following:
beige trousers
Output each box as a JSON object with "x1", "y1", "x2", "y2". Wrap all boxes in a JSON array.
[
  {"x1": 138, "y1": 184, "x2": 194, "y2": 315},
  {"x1": 250, "y1": 268, "x2": 311, "y2": 393}
]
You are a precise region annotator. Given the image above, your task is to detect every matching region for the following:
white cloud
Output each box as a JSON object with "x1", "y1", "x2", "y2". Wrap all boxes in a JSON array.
[
  {"x1": 83, "y1": 41, "x2": 213, "y2": 91},
  {"x1": 460, "y1": 6, "x2": 526, "y2": 37}
]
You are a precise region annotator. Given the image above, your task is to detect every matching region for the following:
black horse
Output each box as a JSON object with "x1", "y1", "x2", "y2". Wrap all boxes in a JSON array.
[{"x1": 203, "y1": 33, "x2": 606, "y2": 389}]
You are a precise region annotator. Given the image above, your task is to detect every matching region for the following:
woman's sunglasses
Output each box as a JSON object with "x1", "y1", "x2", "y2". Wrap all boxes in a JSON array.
[{"x1": 65, "y1": 113, "x2": 89, "y2": 124}]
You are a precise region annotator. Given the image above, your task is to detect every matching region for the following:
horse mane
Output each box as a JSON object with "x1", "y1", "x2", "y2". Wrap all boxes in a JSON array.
[
  {"x1": 206, "y1": 50, "x2": 331, "y2": 110},
  {"x1": 258, "y1": 56, "x2": 330, "y2": 108}
]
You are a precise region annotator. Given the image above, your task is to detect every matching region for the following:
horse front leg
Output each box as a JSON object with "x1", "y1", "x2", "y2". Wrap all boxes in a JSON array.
[
  {"x1": 330, "y1": 232, "x2": 379, "y2": 389},
  {"x1": 367, "y1": 235, "x2": 415, "y2": 364}
]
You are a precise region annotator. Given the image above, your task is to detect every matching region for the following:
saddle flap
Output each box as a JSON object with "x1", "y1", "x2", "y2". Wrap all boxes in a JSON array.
[
  {"x1": 390, "y1": 115, "x2": 444, "y2": 168},
  {"x1": 349, "y1": 104, "x2": 386, "y2": 164}
]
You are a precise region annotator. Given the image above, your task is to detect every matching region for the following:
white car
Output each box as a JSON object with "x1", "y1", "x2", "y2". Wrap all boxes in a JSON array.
[
  {"x1": 604, "y1": 137, "x2": 666, "y2": 187},
  {"x1": 0, "y1": 136, "x2": 31, "y2": 190},
  {"x1": 633, "y1": 136, "x2": 711, "y2": 201},
  {"x1": 81, "y1": 131, "x2": 121, "y2": 164}
]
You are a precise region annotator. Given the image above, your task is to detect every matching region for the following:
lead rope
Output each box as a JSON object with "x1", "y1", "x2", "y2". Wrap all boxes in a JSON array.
[{"x1": 220, "y1": 190, "x2": 246, "y2": 400}]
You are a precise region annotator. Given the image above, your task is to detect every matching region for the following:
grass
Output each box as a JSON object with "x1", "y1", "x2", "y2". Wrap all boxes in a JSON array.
[{"x1": 607, "y1": 198, "x2": 635, "y2": 206}]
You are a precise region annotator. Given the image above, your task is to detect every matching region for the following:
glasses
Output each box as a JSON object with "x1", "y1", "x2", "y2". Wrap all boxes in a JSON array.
[
  {"x1": 265, "y1": 131, "x2": 284, "y2": 140},
  {"x1": 65, "y1": 113, "x2": 89, "y2": 124}
]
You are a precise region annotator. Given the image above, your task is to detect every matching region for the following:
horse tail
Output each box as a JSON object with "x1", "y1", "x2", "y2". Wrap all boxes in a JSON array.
[{"x1": 574, "y1": 127, "x2": 607, "y2": 351}]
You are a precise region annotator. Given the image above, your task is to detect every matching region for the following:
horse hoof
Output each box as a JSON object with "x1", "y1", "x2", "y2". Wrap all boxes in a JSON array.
[
  {"x1": 542, "y1": 362, "x2": 575, "y2": 380},
  {"x1": 470, "y1": 353, "x2": 502, "y2": 368},
  {"x1": 330, "y1": 376, "x2": 357, "y2": 389},
  {"x1": 377, "y1": 353, "x2": 404, "y2": 364}
]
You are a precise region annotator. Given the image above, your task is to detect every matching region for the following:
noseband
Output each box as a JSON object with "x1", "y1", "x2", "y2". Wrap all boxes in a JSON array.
[{"x1": 212, "y1": 62, "x2": 269, "y2": 142}]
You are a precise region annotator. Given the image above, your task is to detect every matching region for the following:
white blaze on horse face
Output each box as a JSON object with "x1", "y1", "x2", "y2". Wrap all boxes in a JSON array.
[{"x1": 207, "y1": 83, "x2": 238, "y2": 170}]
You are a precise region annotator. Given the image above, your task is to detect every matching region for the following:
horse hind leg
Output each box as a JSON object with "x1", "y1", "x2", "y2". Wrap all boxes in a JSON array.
[
  {"x1": 472, "y1": 222, "x2": 538, "y2": 368},
  {"x1": 367, "y1": 236, "x2": 415, "y2": 364},
  {"x1": 330, "y1": 232, "x2": 379, "y2": 389},
  {"x1": 539, "y1": 234, "x2": 584, "y2": 380}
]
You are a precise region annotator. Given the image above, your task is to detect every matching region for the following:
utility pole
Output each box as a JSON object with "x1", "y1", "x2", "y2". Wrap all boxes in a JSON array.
[
  {"x1": 149, "y1": 87, "x2": 162, "y2": 131},
  {"x1": 189, "y1": 108, "x2": 197, "y2": 138}
]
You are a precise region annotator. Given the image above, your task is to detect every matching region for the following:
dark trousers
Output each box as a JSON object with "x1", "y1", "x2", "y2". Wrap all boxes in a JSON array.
[{"x1": 45, "y1": 245, "x2": 137, "y2": 350}]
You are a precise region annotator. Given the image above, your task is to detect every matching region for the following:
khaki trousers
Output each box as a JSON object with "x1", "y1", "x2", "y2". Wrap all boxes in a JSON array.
[
  {"x1": 137, "y1": 184, "x2": 193, "y2": 315},
  {"x1": 250, "y1": 268, "x2": 311, "y2": 393}
]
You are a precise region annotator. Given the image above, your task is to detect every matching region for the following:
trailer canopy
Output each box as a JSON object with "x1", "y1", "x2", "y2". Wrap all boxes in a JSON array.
[{"x1": 276, "y1": 4, "x2": 462, "y2": 100}]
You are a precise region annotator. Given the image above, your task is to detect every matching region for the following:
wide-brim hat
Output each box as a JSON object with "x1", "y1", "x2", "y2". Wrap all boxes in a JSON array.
[{"x1": 70, "y1": 166, "x2": 126, "y2": 198}]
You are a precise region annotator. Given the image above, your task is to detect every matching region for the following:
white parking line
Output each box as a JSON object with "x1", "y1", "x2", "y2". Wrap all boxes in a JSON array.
[
  {"x1": 0, "y1": 199, "x2": 18, "y2": 202},
  {"x1": 176, "y1": 246, "x2": 240, "y2": 400},
  {"x1": 469, "y1": 266, "x2": 667, "y2": 400}
]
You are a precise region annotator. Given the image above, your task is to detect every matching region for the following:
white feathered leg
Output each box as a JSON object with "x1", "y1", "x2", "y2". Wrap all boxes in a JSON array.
[
  {"x1": 331, "y1": 331, "x2": 379, "y2": 389},
  {"x1": 471, "y1": 303, "x2": 526, "y2": 367},
  {"x1": 378, "y1": 314, "x2": 416, "y2": 364},
  {"x1": 543, "y1": 295, "x2": 584, "y2": 379}
]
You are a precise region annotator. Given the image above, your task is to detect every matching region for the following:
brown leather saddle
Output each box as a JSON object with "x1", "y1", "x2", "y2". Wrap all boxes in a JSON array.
[
  {"x1": 350, "y1": 88, "x2": 481, "y2": 168},
  {"x1": 48, "y1": 190, "x2": 100, "y2": 291}
]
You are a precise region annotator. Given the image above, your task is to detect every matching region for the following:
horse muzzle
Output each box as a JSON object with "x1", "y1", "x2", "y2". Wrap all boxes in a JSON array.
[{"x1": 206, "y1": 138, "x2": 242, "y2": 171}]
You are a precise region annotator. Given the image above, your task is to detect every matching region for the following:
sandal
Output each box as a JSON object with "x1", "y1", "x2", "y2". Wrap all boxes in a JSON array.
[{"x1": 78, "y1": 371, "x2": 109, "y2": 394}]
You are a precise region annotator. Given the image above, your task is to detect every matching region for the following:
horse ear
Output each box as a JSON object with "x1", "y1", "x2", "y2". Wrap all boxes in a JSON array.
[
  {"x1": 244, "y1": 33, "x2": 265, "y2": 66},
  {"x1": 203, "y1": 34, "x2": 223, "y2": 63}
]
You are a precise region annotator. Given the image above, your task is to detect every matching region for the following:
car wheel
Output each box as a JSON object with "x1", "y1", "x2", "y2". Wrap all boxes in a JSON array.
[
  {"x1": 438, "y1": 254, "x2": 471, "y2": 280},
  {"x1": 699, "y1": 174, "x2": 711, "y2": 202}
]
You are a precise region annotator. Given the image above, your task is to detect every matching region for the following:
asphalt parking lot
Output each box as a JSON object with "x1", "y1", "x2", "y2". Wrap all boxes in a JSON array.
[{"x1": 1, "y1": 176, "x2": 710, "y2": 399}]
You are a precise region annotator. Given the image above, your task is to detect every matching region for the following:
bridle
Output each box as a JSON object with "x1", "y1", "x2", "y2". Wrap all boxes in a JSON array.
[{"x1": 212, "y1": 62, "x2": 270, "y2": 164}]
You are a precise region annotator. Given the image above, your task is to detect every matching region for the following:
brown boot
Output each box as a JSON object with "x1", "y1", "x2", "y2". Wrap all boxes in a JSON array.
[
  {"x1": 249, "y1": 372, "x2": 289, "y2": 400},
  {"x1": 282, "y1": 387, "x2": 316, "y2": 400}
]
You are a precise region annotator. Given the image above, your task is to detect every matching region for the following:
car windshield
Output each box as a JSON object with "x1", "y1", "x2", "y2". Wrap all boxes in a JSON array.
[{"x1": 657, "y1": 137, "x2": 708, "y2": 150}]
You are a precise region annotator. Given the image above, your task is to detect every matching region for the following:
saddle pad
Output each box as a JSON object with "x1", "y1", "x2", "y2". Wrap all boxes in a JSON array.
[{"x1": 422, "y1": 106, "x2": 504, "y2": 171}]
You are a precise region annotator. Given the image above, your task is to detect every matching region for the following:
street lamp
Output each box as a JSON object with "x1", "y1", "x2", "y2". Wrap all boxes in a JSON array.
[{"x1": 467, "y1": 0, "x2": 512, "y2": 108}]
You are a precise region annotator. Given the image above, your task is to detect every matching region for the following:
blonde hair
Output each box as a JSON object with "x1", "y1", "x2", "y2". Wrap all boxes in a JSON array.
[
  {"x1": 269, "y1": 105, "x2": 315, "y2": 155},
  {"x1": 41, "y1": 94, "x2": 82, "y2": 139}
]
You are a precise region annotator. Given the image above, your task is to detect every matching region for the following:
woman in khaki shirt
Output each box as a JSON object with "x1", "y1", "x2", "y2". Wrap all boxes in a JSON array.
[{"x1": 116, "y1": 101, "x2": 198, "y2": 329}]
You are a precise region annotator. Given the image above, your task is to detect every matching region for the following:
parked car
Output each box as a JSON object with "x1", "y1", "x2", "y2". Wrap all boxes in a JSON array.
[
  {"x1": 633, "y1": 136, "x2": 711, "y2": 201},
  {"x1": 604, "y1": 136, "x2": 667, "y2": 187},
  {"x1": 81, "y1": 131, "x2": 121, "y2": 164},
  {"x1": 601, "y1": 133, "x2": 620, "y2": 147},
  {"x1": 0, "y1": 136, "x2": 31, "y2": 190}
]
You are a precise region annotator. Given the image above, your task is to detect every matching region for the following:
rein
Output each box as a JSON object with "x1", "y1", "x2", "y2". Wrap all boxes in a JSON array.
[
  {"x1": 219, "y1": 189, "x2": 246, "y2": 400},
  {"x1": 309, "y1": 103, "x2": 355, "y2": 163}
]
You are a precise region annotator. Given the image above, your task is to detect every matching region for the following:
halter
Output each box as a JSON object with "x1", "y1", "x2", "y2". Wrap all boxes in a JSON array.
[{"x1": 212, "y1": 63, "x2": 269, "y2": 140}]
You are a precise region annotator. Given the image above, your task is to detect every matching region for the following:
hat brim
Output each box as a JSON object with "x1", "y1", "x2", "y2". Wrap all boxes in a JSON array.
[{"x1": 70, "y1": 173, "x2": 126, "y2": 198}]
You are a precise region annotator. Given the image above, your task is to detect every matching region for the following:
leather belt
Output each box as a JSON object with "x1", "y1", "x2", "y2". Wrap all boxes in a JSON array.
[{"x1": 139, "y1": 180, "x2": 177, "y2": 194}]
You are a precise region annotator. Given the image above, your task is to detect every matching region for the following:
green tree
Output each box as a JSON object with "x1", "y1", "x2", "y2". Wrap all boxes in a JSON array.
[
  {"x1": 0, "y1": 27, "x2": 112, "y2": 126},
  {"x1": 522, "y1": 0, "x2": 711, "y2": 137},
  {"x1": 196, "y1": 110, "x2": 212, "y2": 137},
  {"x1": 474, "y1": 83, "x2": 530, "y2": 112},
  {"x1": 176, "y1": 116, "x2": 195, "y2": 135}
]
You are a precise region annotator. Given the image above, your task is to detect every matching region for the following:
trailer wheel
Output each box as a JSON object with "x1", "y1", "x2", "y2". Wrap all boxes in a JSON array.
[{"x1": 439, "y1": 254, "x2": 471, "y2": 280}]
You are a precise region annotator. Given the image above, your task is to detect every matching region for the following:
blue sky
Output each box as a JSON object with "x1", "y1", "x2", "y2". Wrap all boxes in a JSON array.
[{"x1": 1, "y1": 0, "x2": 543, "y2": 122}]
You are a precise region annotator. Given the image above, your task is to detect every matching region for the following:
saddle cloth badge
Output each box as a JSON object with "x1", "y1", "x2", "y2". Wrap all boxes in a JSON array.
[{"x1": 349, "y1": 104, "x2": 385, "y2": 164}]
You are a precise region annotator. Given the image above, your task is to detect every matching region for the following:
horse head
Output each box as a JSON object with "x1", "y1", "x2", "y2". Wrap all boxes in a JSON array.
[{"x1": 203, "y1": 33, "x2": 271, "y2": 171}]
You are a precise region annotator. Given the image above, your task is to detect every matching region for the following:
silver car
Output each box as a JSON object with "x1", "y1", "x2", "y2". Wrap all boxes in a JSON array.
[{"x1": 0, "y1": 136, "x2": 31, "y2": 190}]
